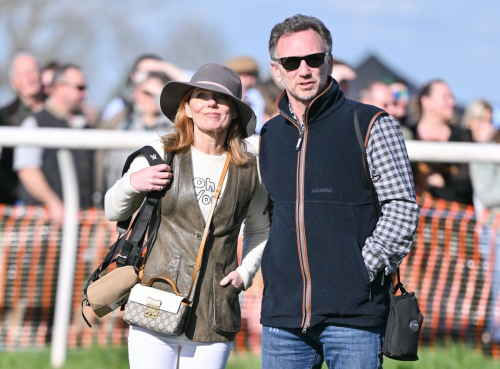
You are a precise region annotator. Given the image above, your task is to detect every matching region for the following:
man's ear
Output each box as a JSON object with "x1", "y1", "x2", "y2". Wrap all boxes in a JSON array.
[
  {"x1": 271, "y1": 61, "x2": 282, "y2": 84},
  {"x1": 185, "y1": 101, "x2": 192, "y2": 118},
  {"x1": 327, "y1": 54, "x2": 334, "y2": 76}
]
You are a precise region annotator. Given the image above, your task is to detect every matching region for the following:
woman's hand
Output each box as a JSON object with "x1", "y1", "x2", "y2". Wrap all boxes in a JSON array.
[
  {"x1": 130, "y1": 164, "x2": 172, "y2": 192},
  {"x1": 220, "y1": 271, "x2": 244, "y2": 291}
]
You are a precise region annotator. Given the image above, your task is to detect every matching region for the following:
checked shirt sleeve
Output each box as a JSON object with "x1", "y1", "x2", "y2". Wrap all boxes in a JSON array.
[{"x1": 362, "y1": 115, "x2": 420, "y2": 279}]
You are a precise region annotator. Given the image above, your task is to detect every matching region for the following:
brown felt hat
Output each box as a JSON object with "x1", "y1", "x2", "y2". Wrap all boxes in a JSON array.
[
  {"x1": 226, "y1": 56, "x2": 259, "y2": 75},
  {"x1": 160, "y1": 63, "x2": 256, "y2": 138}
]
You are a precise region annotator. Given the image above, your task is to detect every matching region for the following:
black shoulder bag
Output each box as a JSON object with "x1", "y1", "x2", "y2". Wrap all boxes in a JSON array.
[
  {"x1": 82, "y1": 146, "x2": 174, "y2": 327},
  {"x1": 354, "y1": 106, "x2": 424, "y2": 361}
]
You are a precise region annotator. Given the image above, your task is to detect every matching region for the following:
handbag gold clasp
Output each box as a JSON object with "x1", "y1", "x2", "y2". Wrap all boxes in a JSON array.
[{"x1": 144, "y1": 297, "x2": 161, "y2": 319}]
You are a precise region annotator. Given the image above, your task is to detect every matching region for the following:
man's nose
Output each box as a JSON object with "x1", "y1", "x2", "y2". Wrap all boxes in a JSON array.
[{"x1": 297, "y1": 60, "x2": 311, "y2": 76}]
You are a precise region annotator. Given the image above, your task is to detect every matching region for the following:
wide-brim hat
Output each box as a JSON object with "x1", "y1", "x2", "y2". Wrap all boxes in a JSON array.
[{"x1": 160, "y1": 63, "x2": 256, "y2": 138}]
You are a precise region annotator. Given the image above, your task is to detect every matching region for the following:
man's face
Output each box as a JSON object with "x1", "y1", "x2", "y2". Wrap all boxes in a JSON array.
[
  {"x1": 271, "y1": 29, "x2": 333, "y2": 107},
  {"x1": 368, "y1": 83, "x2": 397, "y2": 117},
  {"x1": 422, "y1": 82, "x2": 455, "y2": 122},
  {"x1": 134, "y1": 77, "x2": 164, "y2": 115},
  {"x1": 55, "y1": 68, "x2": 87, "y2": 111},
  {"x1": 10, "y1": 55, "x2": 41, "y2": 99}
]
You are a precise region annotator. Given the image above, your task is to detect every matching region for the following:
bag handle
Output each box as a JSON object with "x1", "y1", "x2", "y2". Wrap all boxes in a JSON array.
[
  {"x1": 146, "y1": 277, "x2": 183, "y2": 296},
  {"x1": 185, "y1": 156, "x2": 231, "y2": 304}
]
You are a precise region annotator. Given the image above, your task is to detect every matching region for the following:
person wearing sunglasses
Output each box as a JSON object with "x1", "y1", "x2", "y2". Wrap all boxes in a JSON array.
[
  {"x1": 103, "y1": 71, "x2": 174, "y2": 190},
  {"x1": 259, "y1": 14, "x2": 419, "y2": 369},
  {"x1": 14, "y1": 64, "x2": 95, "y2": 223}
]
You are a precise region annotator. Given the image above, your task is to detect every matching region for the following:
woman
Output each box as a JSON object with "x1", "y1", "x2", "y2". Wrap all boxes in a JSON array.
[
  {"x1": 471, "y1": 128, "x2": 500, "y2": 345},
  {"x1": 411, "y1": 79, "x2": 474, "y2": 205},
  {"x1": 104, "y1": 63, "x2": 270, "y2": 368}
]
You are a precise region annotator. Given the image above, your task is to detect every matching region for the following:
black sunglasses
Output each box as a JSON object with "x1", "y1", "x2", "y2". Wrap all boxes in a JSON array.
[{"x1": 273, "y1": 52, "x2": 330, "y2": 71}]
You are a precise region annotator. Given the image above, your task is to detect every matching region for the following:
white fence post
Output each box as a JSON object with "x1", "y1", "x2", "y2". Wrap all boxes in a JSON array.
[{"x1": 50, "y1": 150, "x2": 80, "y2": 368}]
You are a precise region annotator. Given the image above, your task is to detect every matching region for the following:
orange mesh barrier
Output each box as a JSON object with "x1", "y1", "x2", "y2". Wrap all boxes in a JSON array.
[{"x1": 0, "y1": 199, "x2": 499, "y2": 358}]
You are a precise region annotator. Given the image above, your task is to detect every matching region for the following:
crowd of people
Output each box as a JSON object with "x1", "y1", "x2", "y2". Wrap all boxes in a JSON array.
[{"x1": 0, "y1": 49, "x2": 498, "y2": 223}]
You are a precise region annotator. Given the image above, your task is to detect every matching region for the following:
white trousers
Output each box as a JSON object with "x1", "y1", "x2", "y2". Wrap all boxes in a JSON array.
[{"x1": 128, "y1": 325, "x2": 232, "y2": 369}]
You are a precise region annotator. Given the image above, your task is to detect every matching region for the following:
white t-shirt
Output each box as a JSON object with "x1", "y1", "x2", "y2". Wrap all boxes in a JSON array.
[{"x1": 104, "y1": 140, "x2": 269, "y2": 289}]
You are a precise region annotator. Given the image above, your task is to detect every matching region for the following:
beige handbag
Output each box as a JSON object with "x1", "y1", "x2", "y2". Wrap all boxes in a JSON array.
[{"x1": 123, "y1": 156, "x2": 230, "y2": 336}]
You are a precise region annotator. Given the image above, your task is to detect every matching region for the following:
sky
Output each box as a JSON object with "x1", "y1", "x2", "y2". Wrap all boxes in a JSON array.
[{"x1": 1, "y1": 0, "x2": 500, "y2": 110}]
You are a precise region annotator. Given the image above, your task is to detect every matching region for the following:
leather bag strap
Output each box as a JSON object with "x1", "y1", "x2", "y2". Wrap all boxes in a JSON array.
[
  {"x1": 185, "y1": 156, "x2": 231, "y2": 303},
  {"x1": 354, "y1": 105, "x2": 385, "y2": 223}
]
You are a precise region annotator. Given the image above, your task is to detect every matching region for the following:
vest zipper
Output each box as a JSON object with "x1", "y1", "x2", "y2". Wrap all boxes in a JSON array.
[{"x1": 297, "y1": 123, "x2": 311, "y2": 333}]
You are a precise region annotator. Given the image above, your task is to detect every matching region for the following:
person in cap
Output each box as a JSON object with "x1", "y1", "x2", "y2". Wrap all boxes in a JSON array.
[{"x1": 104, "y1": 63, "x2": 270, "y2": 368}]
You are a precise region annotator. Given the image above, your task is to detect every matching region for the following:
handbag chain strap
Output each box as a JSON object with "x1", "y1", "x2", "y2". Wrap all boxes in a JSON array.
[{"x1": 185, "y1": 155, "x2": 231, "y2": 304}]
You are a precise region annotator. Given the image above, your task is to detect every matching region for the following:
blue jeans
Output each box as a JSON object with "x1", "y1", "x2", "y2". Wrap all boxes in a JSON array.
[{"x1": 261, "y1": 324, "x2": 385, "y2": 369}]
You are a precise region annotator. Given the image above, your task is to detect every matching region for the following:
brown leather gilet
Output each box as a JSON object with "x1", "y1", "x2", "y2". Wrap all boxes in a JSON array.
[{"x1": 142, "y1": 149, "x2": 259, "y2": 342}]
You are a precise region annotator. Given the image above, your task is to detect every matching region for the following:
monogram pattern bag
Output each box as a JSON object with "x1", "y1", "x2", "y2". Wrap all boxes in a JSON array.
[
  {"x1": 124, "y1": 277, "x2": 190, "y2": 335},
  {"x1": 123, "y1": 156, "x2": 231, "y2": 336}
]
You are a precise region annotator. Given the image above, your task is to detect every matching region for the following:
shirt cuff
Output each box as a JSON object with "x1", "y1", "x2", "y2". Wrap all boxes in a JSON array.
[
  {"x1": 122, "y1": 172, "x2": 141, "y2": 196},
  {"x1": 236, "y1": 265, "x2": 252, "y2": 290}
]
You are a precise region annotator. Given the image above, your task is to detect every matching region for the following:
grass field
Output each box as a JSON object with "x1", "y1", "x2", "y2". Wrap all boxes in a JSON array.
[{"x1": 0, "y1": 343, "x2": 497, "y2": 368}]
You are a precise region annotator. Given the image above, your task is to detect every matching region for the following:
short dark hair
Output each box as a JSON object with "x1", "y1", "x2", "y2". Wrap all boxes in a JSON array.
[
  {"x1": 269, "y1": 14, "x2": 332, "y2": 58},
  {"x1": 51, "y1": 64, "x2": 83, "y2": 85}
]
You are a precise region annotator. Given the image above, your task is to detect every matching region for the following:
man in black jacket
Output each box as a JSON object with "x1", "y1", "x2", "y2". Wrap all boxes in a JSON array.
[
  {"x1": 259, "y1": 14, "x2": 420, "y2": 369},
  {"x1": 13, "y1": 64, "x2": 94, "y2": 224}
]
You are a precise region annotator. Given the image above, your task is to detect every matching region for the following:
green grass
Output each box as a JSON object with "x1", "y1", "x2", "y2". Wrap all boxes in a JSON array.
[{"x1": 0, "y1": 343, "x2": 497, "y2": 369}]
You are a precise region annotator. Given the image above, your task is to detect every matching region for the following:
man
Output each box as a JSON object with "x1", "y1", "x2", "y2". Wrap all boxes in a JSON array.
[
  {"x1": 258, "y1": 15, "x2": 420, "y2": 368},
  {"x1": 226, "y1": 55, "x2": 266, "y2": 134},
  {"x1": 0, "y1": 53, "x2": 43, "y2": 204},
  {"x1": 331, "y1": 59, "x2": 357, "y2": 97},
  {"x1": 359, "y1": 81, "x2": 412, "y2": 140},
  {"x1": 359, "y1": 81, "x2": 397, "y2": 117},
  {"x1": 14, "y1": 64, "x2": 93, "y2": 224}
]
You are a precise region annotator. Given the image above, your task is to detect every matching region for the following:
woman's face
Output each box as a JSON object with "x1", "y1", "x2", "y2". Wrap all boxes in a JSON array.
[{"x1": 185, "y1": 88, "x2": 237, "y2": 137}]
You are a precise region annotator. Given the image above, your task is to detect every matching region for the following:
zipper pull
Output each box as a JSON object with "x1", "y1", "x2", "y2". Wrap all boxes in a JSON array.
[
  {"x1": 302, "y1": 325, "x2": 308, "y2": 334},
  {"x1": 295, "y1": 133, "x2": 304, "y2": 151},
  {"x1": 369, "y1": 288, "x2": 372, "y2": 301}
]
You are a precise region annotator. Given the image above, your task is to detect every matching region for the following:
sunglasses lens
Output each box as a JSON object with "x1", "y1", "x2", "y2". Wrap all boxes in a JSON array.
[
  {"x1": 304, "y1": 54, "x2": 325, "y2": 68},
  {"x1": 281, "y1": 57, "x2": 301, "y2": 71},
  {"x1": 279, "y1": 53, "x2": 326, "y2": 71}
]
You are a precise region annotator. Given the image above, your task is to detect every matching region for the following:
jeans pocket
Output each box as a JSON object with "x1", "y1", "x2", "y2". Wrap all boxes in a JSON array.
[{"x1": 208, "y1": 262, "x2": 242, "y2": 334}]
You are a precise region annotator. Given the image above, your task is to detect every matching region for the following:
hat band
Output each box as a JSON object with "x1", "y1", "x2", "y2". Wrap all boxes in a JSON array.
[{"x1": 196, "y1": 81, "x2": 233, "y2": 96}]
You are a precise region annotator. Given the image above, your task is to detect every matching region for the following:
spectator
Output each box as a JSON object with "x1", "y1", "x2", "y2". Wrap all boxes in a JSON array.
[
  {"x1": 101, "y1": 54, "x2": 191, "y2": 123},
  {"x1": 14, "y1": 64, "x2": 95, "y2": 224},
  {"x1": 464, "y1": 100, "x2": 498, "y2": 216},
  {"x1": 463, "y1": 100, "x2": 496, "y2": 143},
  {"x1": 389, "y1": 80, "x2": 411, "y2": 128},
  {"x1": 412, "y1": 79, "x2": 474, "y2": 205},
  {"x1": 331, "y1": 59, "x2": 356, "y2": 96},
  {"x1": 40, "y1": 60, "x2": 60, "y2": 99},
  {"x1": 358, "y1": 81, "x2": 416, "y2": 140},
  {"x1": 0, "y1": 53, "x2": 43, "y2": 204},
  {"x1": 226, "y1": 55, "x2": 266, "y2": 134},
  {"x1": 103, "y1": 71, "x2": 174, "y2": 189},
  {"x1": 359, "y1": 81, "x2": 397, "y2": 116},
  {"x1": 470, "y1": 129, "x2": 500, "y2": 344}
]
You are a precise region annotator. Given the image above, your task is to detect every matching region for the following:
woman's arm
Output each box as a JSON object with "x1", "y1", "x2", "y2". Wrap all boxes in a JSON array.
[{"x1": 220, "y1": 161, "x2": 270, "y2": 290}]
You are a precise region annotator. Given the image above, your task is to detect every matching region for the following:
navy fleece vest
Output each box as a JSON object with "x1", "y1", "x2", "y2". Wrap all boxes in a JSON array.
[{"x1": 259, "y1": 80, "x2": 389, "y2": 329}]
